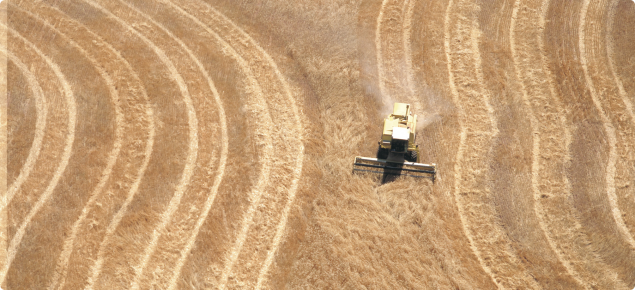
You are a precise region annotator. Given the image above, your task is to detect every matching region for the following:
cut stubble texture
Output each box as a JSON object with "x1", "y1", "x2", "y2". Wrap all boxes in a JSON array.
[{"x1": 2, "y1": 0, "x2": 635, "y2": 289}]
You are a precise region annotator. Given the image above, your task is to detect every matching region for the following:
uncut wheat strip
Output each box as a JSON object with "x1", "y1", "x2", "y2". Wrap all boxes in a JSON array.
[
  {"x1": 2, "y1": 49, "x2": 47, "y2": 212},
  {"x1": 445, "y1": 1, "x2": 543, "y2": 289},
  {"x1": 6, "y1": 4, "x2": 158, "y2": 290},
  {"x1": 509, "y1": 0, "x2": 588, "y2": 288},
  {"x1": 81, "y1": 1, "x2": 199, "y2": 288},
  {"x1": 581, "y1": 0, "x2": 635, "y2": 250},
  {"x1": 0, "y1": 25, "x2": 76, "y2": 283},
  {"x1": 96, "y1": 1, "x2": 227, "y2": 289},
  {"x1": 540, "y1": 0, "x2": 626, "y2": 288},
  {"x1": 410, "y1": 1, "x2": 497, "y2": 287},
  {"x1": 136, "y1": 1, "x2": 273, "y2": 289},
  {"x1": 164, "y1": 1, "x2": 304, "y2": 289}
]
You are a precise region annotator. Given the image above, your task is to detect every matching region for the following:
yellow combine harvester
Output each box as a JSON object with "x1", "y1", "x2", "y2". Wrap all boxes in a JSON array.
[{"x1": 353, "y1": 103, "x2": 437, "y2": 180}]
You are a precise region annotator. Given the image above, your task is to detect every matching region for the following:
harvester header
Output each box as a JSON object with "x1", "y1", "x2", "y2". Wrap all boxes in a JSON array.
[{"x1": 353, "y1": 103, "x2": 437, "y2": 180}]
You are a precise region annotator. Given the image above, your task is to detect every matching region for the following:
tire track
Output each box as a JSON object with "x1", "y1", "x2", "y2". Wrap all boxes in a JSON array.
[
  {"x1": 4, "y1": 3, "x2": 157, "y2": 290},
  {"x1": 0, "y1": 25, "x2": 77, "y2": 283},
  {"x1": 3, "y1": 49, "x2": 48, "y2": 213},
  {"x1": 542, "y1": 0, "x2": 628, "y2": 287},
  {"x1": 100, "y1": 1, "x2": 227, "y2": 289},
  {"x1": 581, "y1": 0, "x2": 635, "y2": 251},
  {"x1": 79, "y1": 1, "x2": 199, "y2": 288},
  {"x1": 444, "y1": 0, "x2": 542, "y2": 288},
  {"x1": 42, "y1": 1, "x2": 196, "y2": 288},
  {"x1": 509, "y1": 0, "x2": 587, "y2": 288}
]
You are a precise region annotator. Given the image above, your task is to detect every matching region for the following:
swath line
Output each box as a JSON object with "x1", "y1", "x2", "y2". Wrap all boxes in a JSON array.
[
  {"x1": 0, "y1": 13, "x2": 5, "y2": 275},
  {"x1": 606, "y1": 0, "x2": 635, "y2": 124},
  {"x1": 107, "y1": 1, "x2": 225, "y2": 289},
  {"x1": 403, "y1": 0, "x2": 416, "y2": 93},
  {"x1": 607, "y1": 0, "x2": 635, "y2": 242},
  {"x1": 157, "y1": 1, "x2": 301, "y2": 289},
  {"x1": 187, "y1": 4, "x2": 304, "y2": 288},
  {"x1": 82, "y1": 1, "x2": 198, "y2": 289},
  {"x1": 154, "y1": 2, "x2": 264, "y2": 289},
  {"x1": 8, "y1": 5, "x2": 123, "y2": 289},
  {"x1": 17, "y1": 4, "x2": 157, "y2": 290},
  {"x1": 376, "y1": 0, "x2": 423, "y2": 119},
  {"x1": 443, "y1": 0, "x2": 543, "y2": 288},
  {"x1": 443, "y1": 0, "x2": 498, "y2": 288},
  {"x1": 0, "y1": 4, "x2": 5, "y2": 280},
  {"x1": 509, "y1": 0, "x2": 588, "y2": 287},
  {"x1": 2, "y1": 49, "x2": 47, "y2": 212},
  {"x1": 376, "y1": 0, "x2": 390, "y2": 102},
  {"x1": 539, "y1": 0, "x2": 626, "y2": 287},
  {"x1": 0, "y1": 25, "x2": 77, "y2": 283},
  {"x1": 579, "y1": 0, "x2": 635, "y2": 251}
]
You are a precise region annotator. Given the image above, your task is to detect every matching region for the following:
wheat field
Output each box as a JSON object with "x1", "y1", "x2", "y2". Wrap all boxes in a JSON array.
[{"x1": 2, "y1": 0, "x2": 635, "y2": 289}]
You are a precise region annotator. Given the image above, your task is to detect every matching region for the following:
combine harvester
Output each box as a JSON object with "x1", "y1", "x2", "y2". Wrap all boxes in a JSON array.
[{"x1": 353, "y1": 103, "x2": 437, "y2": 181}]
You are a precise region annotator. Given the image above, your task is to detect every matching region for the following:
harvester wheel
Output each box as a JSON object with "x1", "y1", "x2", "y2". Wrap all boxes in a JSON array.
[
  {"x1": 377, "y1": 146, "x2": 390, "y2": 159},
  {"x1": 407, "y1": 150, "x2": 418, "y2": 162}
]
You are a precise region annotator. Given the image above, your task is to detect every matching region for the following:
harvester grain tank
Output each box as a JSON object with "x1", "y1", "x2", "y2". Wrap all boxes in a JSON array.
[{"x1": 353, "y1": 103, "x2": 437, "y2": 180}]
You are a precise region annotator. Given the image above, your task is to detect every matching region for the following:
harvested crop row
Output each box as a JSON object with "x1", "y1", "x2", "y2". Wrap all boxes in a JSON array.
[
  {"x1": 2, "y1": 22, "x2": 78, "y2": 288},
  {"x1": 61, "y1": 1, "x2": 225, "y2": 289},
  {"x1": 477, "y1": 0, "x2": 578, "y2": 287},
  {"x1": 579, "y1": 0, "x2": 635, "y2": 284},
  {"x1": 4, "y1": 3, "x2": 156, "y2": 290},
  {"x1": 376, "y1": 0, "x2": 421, "y2": 111},
  {"x1": 170, "y1": 2, "x2": 306, "y2": 288},
  {"x1": 445, "y1": 0, "x2": 542, "y2": 288},
  {"x1": 581, "y1": 0, "x2": 635, "y2": 254},
  {"x1": 510, "y1": 0, "x2": 588, "y2": 288},
  {"x1": 543, "y1": 0, "x2": 627, "y2": 288},
  {"x1": 411, "y1": 0, "x2": 497, "y2": 288}
]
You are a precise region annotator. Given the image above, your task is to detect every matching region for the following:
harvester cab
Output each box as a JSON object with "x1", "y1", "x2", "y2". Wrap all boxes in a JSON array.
[{"x1": 353, "y1": 103, "x2": 437, "y2": 180}]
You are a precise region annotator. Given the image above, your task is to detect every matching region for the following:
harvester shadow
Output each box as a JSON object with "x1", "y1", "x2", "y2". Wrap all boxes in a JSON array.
[
  {"x1": 380, "y1": 162, "x2": 404, "y2": 184},
  {"x1": 353, "y1": 161, "x2": 435, "y2": 184}
]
